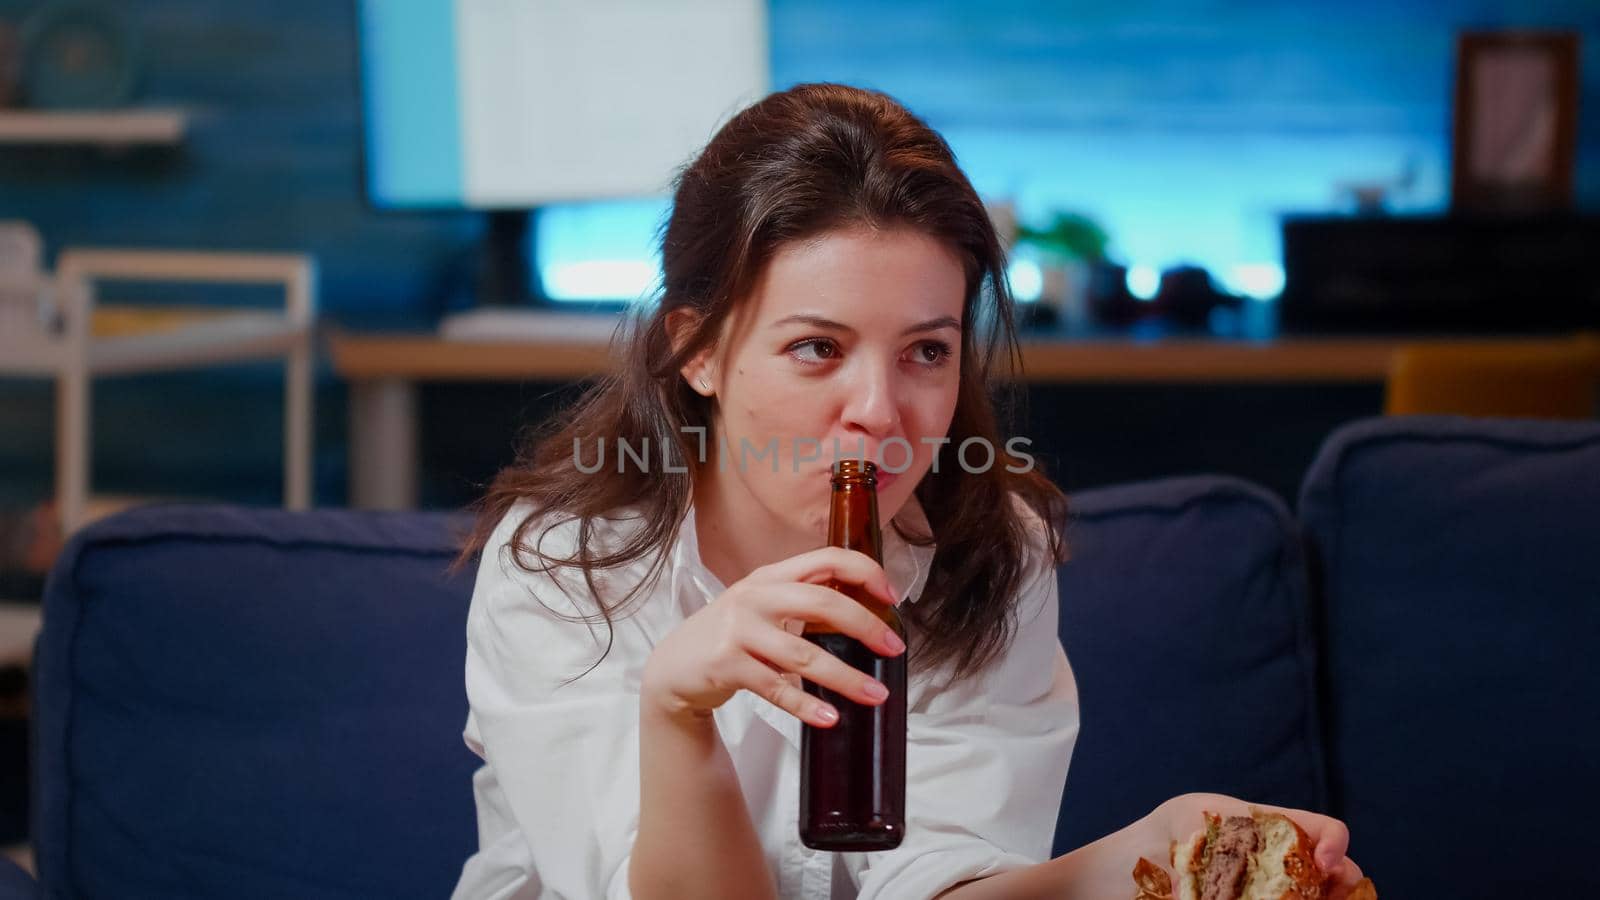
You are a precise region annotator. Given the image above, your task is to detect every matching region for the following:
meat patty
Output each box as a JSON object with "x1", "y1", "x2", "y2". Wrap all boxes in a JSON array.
[{"x1": 1199, "y1": 816, "x2": 1258, "y2": 900}]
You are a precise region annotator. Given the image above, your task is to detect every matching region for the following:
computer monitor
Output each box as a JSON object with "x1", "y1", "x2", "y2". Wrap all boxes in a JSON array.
[
  {"x1": 359, "y1": 0, "x2": 769, "y2": 209},
  {"x1": 356, "y1": 0, "x2": 769, "y2": 303}
]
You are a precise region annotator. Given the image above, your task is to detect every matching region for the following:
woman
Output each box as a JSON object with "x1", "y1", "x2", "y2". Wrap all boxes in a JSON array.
[{"x1": 451, "y1": 83, "x2": 1365, "y2": 899}]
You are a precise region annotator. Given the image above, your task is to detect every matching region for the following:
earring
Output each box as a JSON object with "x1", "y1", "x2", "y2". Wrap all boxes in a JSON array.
[{"x1": 699, "y1": 377, "x2": 711, "y2": 393}]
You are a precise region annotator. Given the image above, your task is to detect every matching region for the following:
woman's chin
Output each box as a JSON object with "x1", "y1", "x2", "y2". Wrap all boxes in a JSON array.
[{"x1": 876, "y1": 483, "x2": 917, "y2": 524}]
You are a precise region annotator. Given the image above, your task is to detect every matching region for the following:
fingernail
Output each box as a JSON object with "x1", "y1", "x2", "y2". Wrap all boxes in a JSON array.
[
  {"x1": 862, "y1": 679, "x2": 889, "y2": 701},
  {"x1": 816, "y1": 704, "x2": 838, "y2": 724},
  {"x1": 883, "y1": 628, "x2": 906, "y2": 655}
]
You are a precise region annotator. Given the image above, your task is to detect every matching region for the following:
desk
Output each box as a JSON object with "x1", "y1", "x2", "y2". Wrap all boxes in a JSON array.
[{"x1": 325, "y1": 330, "x2": 1528, "y2": 509}]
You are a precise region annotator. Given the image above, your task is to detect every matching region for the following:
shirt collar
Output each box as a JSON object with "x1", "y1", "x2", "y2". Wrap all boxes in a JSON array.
[{"x1": 883, "y1": 495, "x2": 935, "y2": 605}]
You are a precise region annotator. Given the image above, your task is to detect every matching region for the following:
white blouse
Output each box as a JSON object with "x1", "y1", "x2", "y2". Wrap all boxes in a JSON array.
[{"x1": 451, "y1": 497, "x2": 1079, "y2": 900}]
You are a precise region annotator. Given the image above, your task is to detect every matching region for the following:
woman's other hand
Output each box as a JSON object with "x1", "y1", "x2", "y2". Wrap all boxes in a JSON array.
[{"x1": 1151, "y1": 793, "x2": 1368, "y2": 900}]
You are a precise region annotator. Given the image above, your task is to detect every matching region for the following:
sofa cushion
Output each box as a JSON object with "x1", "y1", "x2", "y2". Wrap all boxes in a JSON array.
[
  {"x1": 1053, "y1": 476, "x2": 1327, "y2": 855},
  {"x1": 1299, "y1": 416, "x2": 1600, "y2": 898},
  {"x1": 35, "y1": 505, "x2": 480, "y2": 900}
]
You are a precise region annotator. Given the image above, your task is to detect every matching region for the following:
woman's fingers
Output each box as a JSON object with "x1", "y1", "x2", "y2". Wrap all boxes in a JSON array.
[
  {"x1": 751, "y1": 582, "x2": 905, "y2": 656},
  {"x1": 745, "y1": 627, "x2": 890, "y2": 707},
  {"x1": 657, "y1": 547, "x2": 904, "y2": 726},
  {"x1": 750, "y1": 547, "x2": 898, "y2": 606},
  {"x1": 732, "y1": 657, "x2": 840, "y2": 728},
  {"x1": 1324, "y1": 858, "x2": 1366, "y2": 899},
  {"x1": 1306, "y1": 814, "x2": 1351, "y2": 872}
]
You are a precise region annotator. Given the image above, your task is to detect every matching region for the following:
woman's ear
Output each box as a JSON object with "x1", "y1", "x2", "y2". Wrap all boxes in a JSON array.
[{"x1": 665, "y1": 308, "x2": 717, "y2": 397}]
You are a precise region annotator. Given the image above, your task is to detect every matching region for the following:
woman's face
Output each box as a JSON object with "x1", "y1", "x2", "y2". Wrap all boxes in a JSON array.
[{"x1": 689, "y1": 226, "x2": 966, "y2": 544}]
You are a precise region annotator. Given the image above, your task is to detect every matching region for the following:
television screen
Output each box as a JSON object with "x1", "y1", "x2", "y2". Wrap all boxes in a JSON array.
[{"x1": 358, "y1": 0, "x2": 770, "y2": 210}]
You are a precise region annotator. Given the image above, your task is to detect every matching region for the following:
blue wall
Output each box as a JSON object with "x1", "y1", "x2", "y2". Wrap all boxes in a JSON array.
[{"x1": 1, "y1": 0, "x2": 1596, "y2": 508}]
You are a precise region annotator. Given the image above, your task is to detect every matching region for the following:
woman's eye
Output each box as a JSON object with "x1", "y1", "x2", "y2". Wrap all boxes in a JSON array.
[
  {"x1": 788, "y1": 338, "x2": 840, "y2": 362},
  {"x1": 909, "y1": 340, "x2": 953, "y2": 367}
]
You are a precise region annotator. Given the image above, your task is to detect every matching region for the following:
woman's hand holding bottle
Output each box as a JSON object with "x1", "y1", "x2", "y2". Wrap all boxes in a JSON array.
[{"x1": 640, "y1": 547, "x2": 905, "y2": 729}]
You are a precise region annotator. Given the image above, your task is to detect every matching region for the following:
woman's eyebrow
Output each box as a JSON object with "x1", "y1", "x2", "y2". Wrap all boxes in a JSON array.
[
  {"x1": 771, "y1": 313, "x2": 851, "y2": 332},
  {"x1": 768, "y1": 314, "x2": 961, "y2": 336},
  {"x1": 902, "y1": 315, "x2": 961, "y2": 336}
]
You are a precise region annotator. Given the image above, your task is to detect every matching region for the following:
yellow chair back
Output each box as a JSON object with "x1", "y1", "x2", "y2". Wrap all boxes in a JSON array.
[{"x1": 1385, "y1": 335, "x2": 1600, "y2": 419}]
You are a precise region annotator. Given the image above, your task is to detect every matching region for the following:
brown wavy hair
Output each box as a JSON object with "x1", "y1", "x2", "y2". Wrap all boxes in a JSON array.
[{"x1": 456, "y1": 83, "x2": 1066, "y2": 680}]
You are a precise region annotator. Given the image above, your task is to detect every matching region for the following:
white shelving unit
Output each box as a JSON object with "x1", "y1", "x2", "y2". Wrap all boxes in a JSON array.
[
  {"x1": 0, "y1": 249, "x2": 316, "y2": 535},
  {"x1": 0, "y1": 109, "x2": 187, "y2": 146}
]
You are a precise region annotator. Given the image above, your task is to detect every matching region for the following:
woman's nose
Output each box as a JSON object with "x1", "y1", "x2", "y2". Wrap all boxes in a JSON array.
[{"x1": 839, "y1": 362, "x2": 899, "y2": 437}]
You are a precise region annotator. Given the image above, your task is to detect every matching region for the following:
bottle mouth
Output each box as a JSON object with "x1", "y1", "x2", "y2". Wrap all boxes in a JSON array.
[{"x1": 832, "y1": 458, "x2": 878, "y2": 484}]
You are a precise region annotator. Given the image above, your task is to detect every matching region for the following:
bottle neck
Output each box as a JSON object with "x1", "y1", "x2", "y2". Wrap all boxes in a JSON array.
[
  {"x1": 813, "y1": 479, "x2": 898, "y2": 634},
  {"x1": 827, "y1": 481, "x2": 882, "y2": 563}
]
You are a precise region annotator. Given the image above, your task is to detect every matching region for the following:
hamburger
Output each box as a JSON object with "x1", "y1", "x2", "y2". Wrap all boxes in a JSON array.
[{"x1": 1131, "y1": 809, "x2": 1377, "y2": 900}]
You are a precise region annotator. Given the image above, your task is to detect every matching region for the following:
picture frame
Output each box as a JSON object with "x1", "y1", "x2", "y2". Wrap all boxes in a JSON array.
[{"x1": 1450, "y1": 30, "x2": 1580, "y2": 215}]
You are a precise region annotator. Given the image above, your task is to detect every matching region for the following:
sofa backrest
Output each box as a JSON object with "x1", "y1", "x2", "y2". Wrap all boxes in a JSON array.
[
  {"x1": 45, "y1": 417, "x2": 1591, "y2": 898},
  {"x1": 37, "y1": 480, "x2": 1332, "y2": 893},
  {"x1": 1053, "y1": 476, "x2": 1327, "y2": 855},
  {"x1": 35, "y1": 505, "x2": 481, "y2": 899},
  {"x1": 1300, "y1": 416, "x2": 1600, "y2": 899}
]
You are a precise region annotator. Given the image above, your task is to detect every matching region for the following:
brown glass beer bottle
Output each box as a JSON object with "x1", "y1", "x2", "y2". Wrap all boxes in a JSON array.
[{"x1": 800, "y1": 458, "x2": 907, "y2": 850}]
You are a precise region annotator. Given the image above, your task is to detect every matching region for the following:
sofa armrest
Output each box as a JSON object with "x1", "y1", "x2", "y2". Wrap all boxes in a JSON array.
[{"x1": 0, "y1": 857, "x2": 36, "y2": 899}]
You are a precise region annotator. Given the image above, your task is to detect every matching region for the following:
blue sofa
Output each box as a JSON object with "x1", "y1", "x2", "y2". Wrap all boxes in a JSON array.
[{"x1": 21, "y1": 416, "x2": 1600, "y2": 898}]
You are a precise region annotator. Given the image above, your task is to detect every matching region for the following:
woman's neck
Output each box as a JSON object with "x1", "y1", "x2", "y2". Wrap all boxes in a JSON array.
[{"x1": 690, "y1": 465, "x2": 816, "y2": 589}]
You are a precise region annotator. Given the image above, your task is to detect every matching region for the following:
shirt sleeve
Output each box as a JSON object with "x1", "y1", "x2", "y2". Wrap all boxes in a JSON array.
[
  {"x1": 452, "y1": 508, "x2": 650, "y2": 900},
  {"x1": 847, "y1": 527, "x2": 1080, "y2": 900}
]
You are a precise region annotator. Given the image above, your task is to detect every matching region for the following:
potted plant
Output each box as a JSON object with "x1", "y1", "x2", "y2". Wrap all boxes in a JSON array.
[{"x1": 1015, "y1": 212, "x2": 1110, "y2": 330}]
